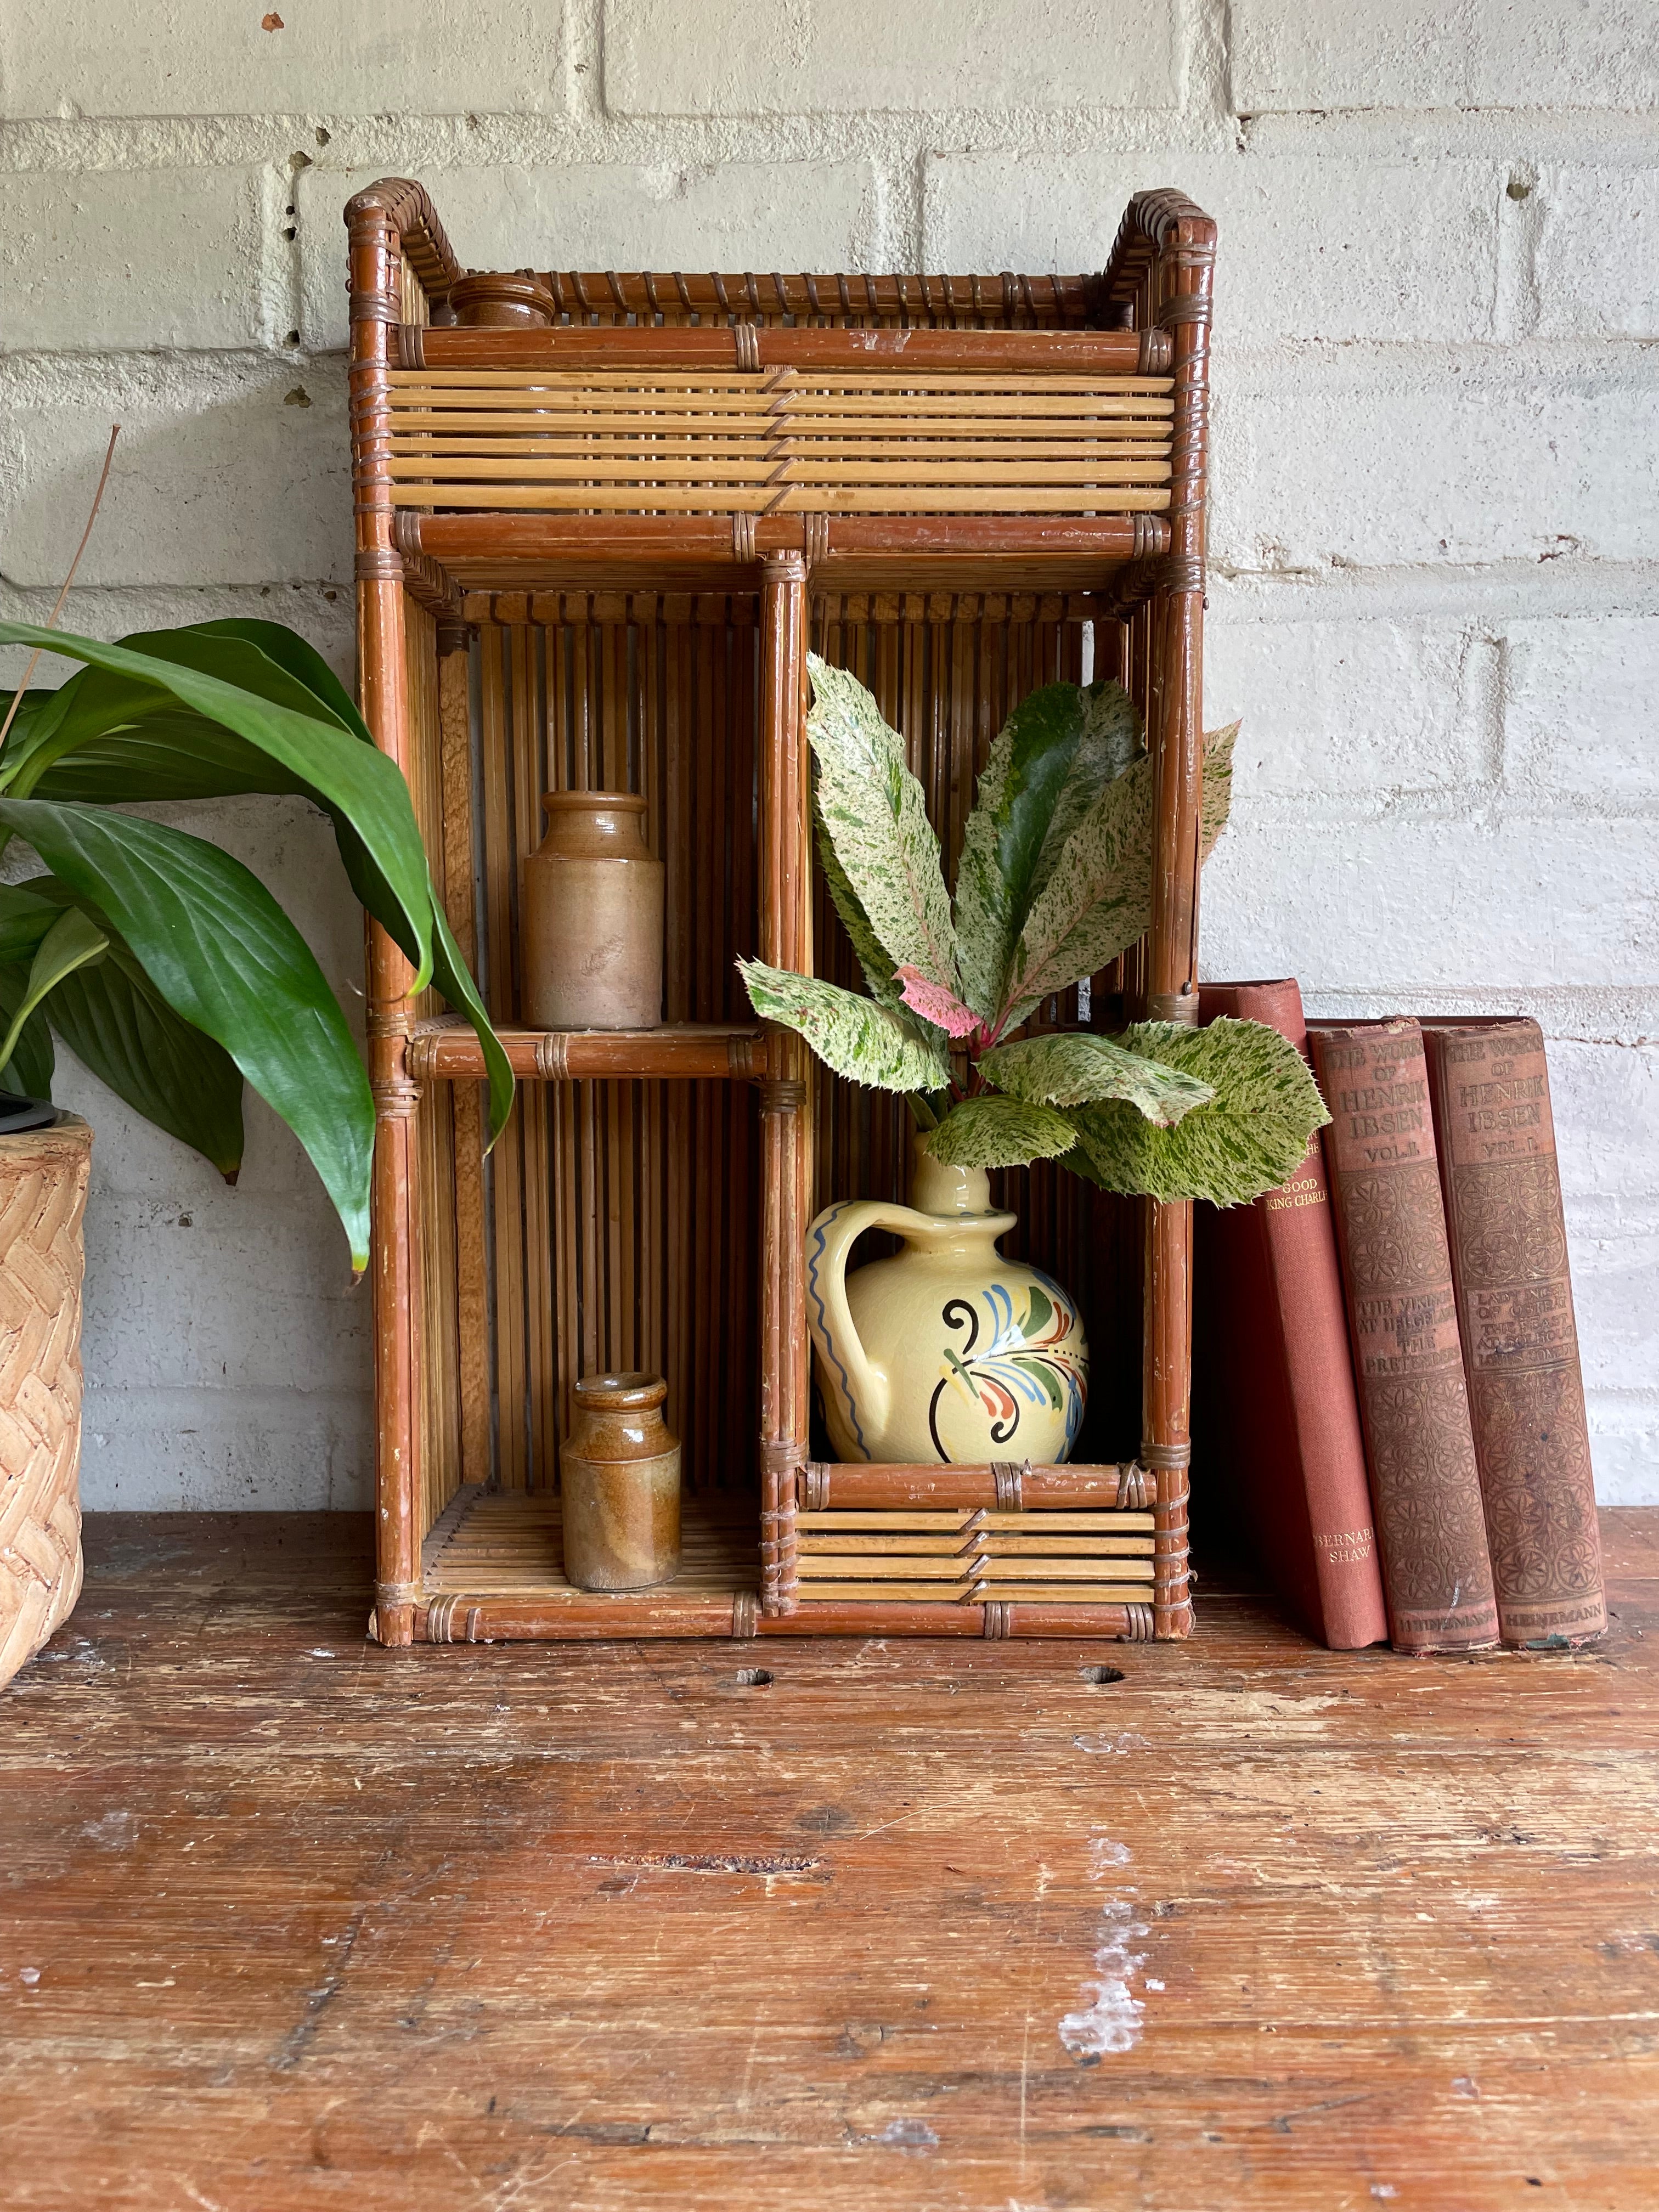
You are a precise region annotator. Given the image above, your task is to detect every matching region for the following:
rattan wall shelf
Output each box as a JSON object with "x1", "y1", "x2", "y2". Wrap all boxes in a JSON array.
[{"x1": 346, "y1": 178, "x2": 1215, "y2": 1649}]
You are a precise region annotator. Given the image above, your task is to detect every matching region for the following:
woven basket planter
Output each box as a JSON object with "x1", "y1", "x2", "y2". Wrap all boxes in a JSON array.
[{"x1": 0, "y1": 1114, "x2": 93, "y2": 1691}]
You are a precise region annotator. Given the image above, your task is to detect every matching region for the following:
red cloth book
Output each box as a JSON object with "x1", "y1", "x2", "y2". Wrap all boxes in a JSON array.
[{"x1": 1194, "y1": 980, "x2": 1387, "y2": 1649}]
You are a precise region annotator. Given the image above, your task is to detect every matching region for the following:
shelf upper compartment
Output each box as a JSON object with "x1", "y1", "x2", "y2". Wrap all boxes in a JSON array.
[{"x1": 405, "y1": 1017, "x2": 769, "y2": 1084}]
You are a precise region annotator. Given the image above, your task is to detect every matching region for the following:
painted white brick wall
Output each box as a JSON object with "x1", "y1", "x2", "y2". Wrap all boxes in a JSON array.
[{"x1": 1, "y1": 0, "x2": 1654, "y2": 1504}]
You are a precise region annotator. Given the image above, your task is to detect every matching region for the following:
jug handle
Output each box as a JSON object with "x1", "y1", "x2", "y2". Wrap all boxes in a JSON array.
[{"x1": 804, "y1": 1197, "x2": 932, "y2": 1459}]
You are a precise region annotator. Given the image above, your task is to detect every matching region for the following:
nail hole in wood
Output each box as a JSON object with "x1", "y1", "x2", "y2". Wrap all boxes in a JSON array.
[{"x1": 1079, "y1": 1664, "x2": 1125, "y2": 1685}]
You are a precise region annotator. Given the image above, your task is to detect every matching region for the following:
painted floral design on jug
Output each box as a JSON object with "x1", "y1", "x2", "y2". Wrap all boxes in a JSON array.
[
  {"x1": 806, "y1": 1137, "x2": 1088, "y2": 1465},
  {"x1": 931, "y1": 1275, "x2": 1086, "y2": 1463}
]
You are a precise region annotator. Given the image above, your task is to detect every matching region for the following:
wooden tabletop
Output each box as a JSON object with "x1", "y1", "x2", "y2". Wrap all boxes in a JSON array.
[{"x1": 4, "y1": 1510, "x2": 1657, "y2": 2211}]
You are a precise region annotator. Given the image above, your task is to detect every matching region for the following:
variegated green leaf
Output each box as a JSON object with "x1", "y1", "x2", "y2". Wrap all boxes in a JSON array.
[
  {"x1": 953, "y1": 680, "x2": 1142, "y2": 1025},
  {"x1": 924, "y1": 1094, "x2": 1077, "y2": 1170},
  {"x1": 1062, "y1": 1017, "x2": 1330, "y2": 1207},
  {"x1": 805, "y1": 654, "x2": 958, "y2": 997},
  {"x1": 815, "y1": 787, "x2": 902, "y2": 1008},
  {"x1": 1035, "y1": 681, "x2": 1145, "y2": 899},
  {"x1": 738, "y1": 958, "x2": 951, "y2": 1093},
  {"x1": 992, "y1": 716, "x2": 1238, "y2": 1036},
  {"x1": 1002, "y1": 753, "x2": 1156, "y2": 1032},
  {"x1": 980, "y1": 1029, "x2": 1214, "y2": 1125},
  {"x1": 1201, "y1": 720, "x2": 1238, "y2": 862}
]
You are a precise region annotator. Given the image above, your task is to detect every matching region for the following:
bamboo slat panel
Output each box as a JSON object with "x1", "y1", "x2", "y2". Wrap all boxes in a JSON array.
[
  {"x1": 423, "y1": 1486, "x2": 755, "y2": 1597},
  {"x1": 385, "y1": 367, "x2": 1173, "y2": 518},
  {"x1": 791, "y1": 1503, "x2": 1155, "y2": 1608}
]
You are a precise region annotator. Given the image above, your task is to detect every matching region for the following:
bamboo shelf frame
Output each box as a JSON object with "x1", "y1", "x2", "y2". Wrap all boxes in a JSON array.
[{"x1": 347, "y1": 178, "x2": 1214, "y2": 1649}]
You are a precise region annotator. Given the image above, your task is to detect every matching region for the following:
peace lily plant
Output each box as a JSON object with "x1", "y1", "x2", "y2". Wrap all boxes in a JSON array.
[
  {"x1": 742, "y1": 656, "x2": 1327, "y2": 1205},
  {"x1": 0, "y1": 617, "x2": 514, "y2": 1270}
]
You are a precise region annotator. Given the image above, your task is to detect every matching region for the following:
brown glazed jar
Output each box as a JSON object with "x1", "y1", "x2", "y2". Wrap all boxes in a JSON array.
[
  {"x1": 561, "y1": 1373, "x2": 681, "y2": 1592},
  {"x1": 449, "y1": 270, "x2": 556, "y2": 326},
  {"x1": 521, "y1": 792, "x2": 664, "y2": 1030}
]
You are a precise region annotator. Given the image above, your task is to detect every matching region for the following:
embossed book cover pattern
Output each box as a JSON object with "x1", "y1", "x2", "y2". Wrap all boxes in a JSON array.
[
  {"x1": 1424, "y1": 1020, "x2": 1605, "y2": 1647},
  {"x1": 1309, "y1": 1021, "x2": 1499, "y2": 1654}
]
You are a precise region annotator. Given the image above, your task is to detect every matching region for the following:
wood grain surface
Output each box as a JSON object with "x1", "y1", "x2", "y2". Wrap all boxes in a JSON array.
[{"x1": 4, "y1": 1510, "x2": 1656, "y2": 2210}]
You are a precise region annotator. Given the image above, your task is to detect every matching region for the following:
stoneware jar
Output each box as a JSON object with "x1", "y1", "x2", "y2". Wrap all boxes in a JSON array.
[
  {"x1": 560, "y1": 1372, "x2": 681, "y2": 1592},
  {"x1": 448, "y1": 270, "x2": 556, "y2": 327},
  {"x1": 522, "y1": 792, "x2": 664, "y2": 1030},
  {"x1": 806, "y1": 1137, "x2": 1087, "y2": 1465}
]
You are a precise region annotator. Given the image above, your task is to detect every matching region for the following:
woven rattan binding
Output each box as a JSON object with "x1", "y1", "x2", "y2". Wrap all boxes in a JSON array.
[{"x1": 1115, "y1": 1465, "x2": 1156, "y2": 1510}]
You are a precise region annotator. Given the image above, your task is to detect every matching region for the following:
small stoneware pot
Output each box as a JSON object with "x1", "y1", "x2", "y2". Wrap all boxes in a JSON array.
[
  {"x1": 448, "y1": 271, "x2": 556, "y2": 328},
  {"x1": 561, "y1": 1373, "x2": 681, "y2": 1592},
  {"x1": 521, "y1": 792, "x2": 664, "y2": 1031}
]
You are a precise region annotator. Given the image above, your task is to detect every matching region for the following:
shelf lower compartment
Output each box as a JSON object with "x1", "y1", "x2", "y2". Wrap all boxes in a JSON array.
[
  {"x1": 403, "y1": 1484, "x2": 1166, "y2": 1643},
  {"x1": 416, "y1": 1487, "x2": 754, "y2": 1639}
]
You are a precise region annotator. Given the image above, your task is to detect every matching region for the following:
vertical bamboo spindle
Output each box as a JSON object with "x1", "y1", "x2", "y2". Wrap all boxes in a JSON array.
[
  {"x1": 1139, "y1": 205, "x2": 1213, "y2": 1640},
  {"x1": 349, "y1": 195, "x2": 422, "y2": 1645},
  {"x1": 758, "y1": 552, "x2": 810, "y2": 1616},
  {"x1": 436, "y1": 620, "x2": 493, "y2": 1489}
]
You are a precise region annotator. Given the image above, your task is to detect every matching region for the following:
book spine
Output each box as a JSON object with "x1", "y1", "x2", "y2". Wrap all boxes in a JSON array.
[
  {"x1": 1257, "y1": 1138, "x2": 1390, "y2": 1648},
  {"x1": 1200, "y1": 983, "x2": 1387, "y2": 1649},
  {"x1": 1423, "y1": 1022, "x2": 1606, "y2": 1647},
  {"x1": 1309, "y1": 1020, "x2": 1499, "y2": 1654}
]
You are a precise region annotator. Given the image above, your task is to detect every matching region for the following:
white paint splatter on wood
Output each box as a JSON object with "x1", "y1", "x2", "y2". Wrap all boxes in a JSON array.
[{"x1": 1058, "y1": 1835, "x2": 1148, "y2": 2057}]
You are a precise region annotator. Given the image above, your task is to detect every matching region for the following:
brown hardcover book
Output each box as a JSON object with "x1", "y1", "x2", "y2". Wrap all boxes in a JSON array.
[
  {"x1": 1307, "y1": 1019, "x2": 1499, "y2": 1654},
  {"x1": 1194, "y1": 981, "x2": 1387, "y2": 1649},
  {"x1": 1422, "y1": 1019, "x2": 1606, "y2": 1647}
]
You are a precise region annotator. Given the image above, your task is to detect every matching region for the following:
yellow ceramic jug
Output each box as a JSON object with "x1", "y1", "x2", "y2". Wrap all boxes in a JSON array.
[{"x1": 806, "y1": 1138, "x2": 1088, "y2": 1464}]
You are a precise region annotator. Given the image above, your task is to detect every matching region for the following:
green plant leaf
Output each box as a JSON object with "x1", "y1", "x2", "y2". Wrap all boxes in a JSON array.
[
  {"x1": 188, "y1": 619, "x2": 374, "y2": 744},
  {"x1": 330, "y1": 819, "x2": 513, "y2": 1148},
  {"x1": 805, "y1": 654, "x2": 958, "y2": 998},
  {"x1": 47, "y1": 951, "x2": 246, "y2": 1177},
  {"x1": 954, "y1": 679, "x2": 1142, "y2": 1024},
  {"x1": 0, "y1": 690, "x2": 59, "y2": 753},
  {"x1": 0, "y1": 619, "x2": 511, "y2": 1138},
  {"x1": 1062, "y1": 1018, "x2": 1330, "y2": 1207},
  {"x1": 431, "y1": 892, "x2": 514, "y2": 1146},
  {"x1": 980, "y1": 1029, "x2": 1214, "y2": 1125},
  {"x1": 0, "y1": 969, "x2": 55, "y2": 1101},
  {"x1": 814, "y1": 787, "x2": 902, "y2": 1009},
  {"x1": 1002, "y1": 753, "x2": 1157, "y2": 1031},
  {"x1": 0, "y1": 798, "x2": 375, "y2": 1266},
  {"x1": 10, "y1": 879, "x2": 246, "y2": 1175},
  {"x1": 0, "y1": 883, "x2": 63, "y2": 968},
  {"x1": 983, "y1": 715, "x2": 1238, "y2": 1038},
  {"x1": 0, "y1": 907, "x2": 109, "y2": 1084},
  {"x1": 0, "y1": 619, "x2": 436, "y2": 992},
  {"x1": 923, "y1": 1094, "x2": 1077, "y2": 1170},
  {"x1": 739, "y1": 958, "x2": 951, "y2": 1093},
  {"x1": 1201, "y1": 720, "x2": 1238, "y2": 862}
]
